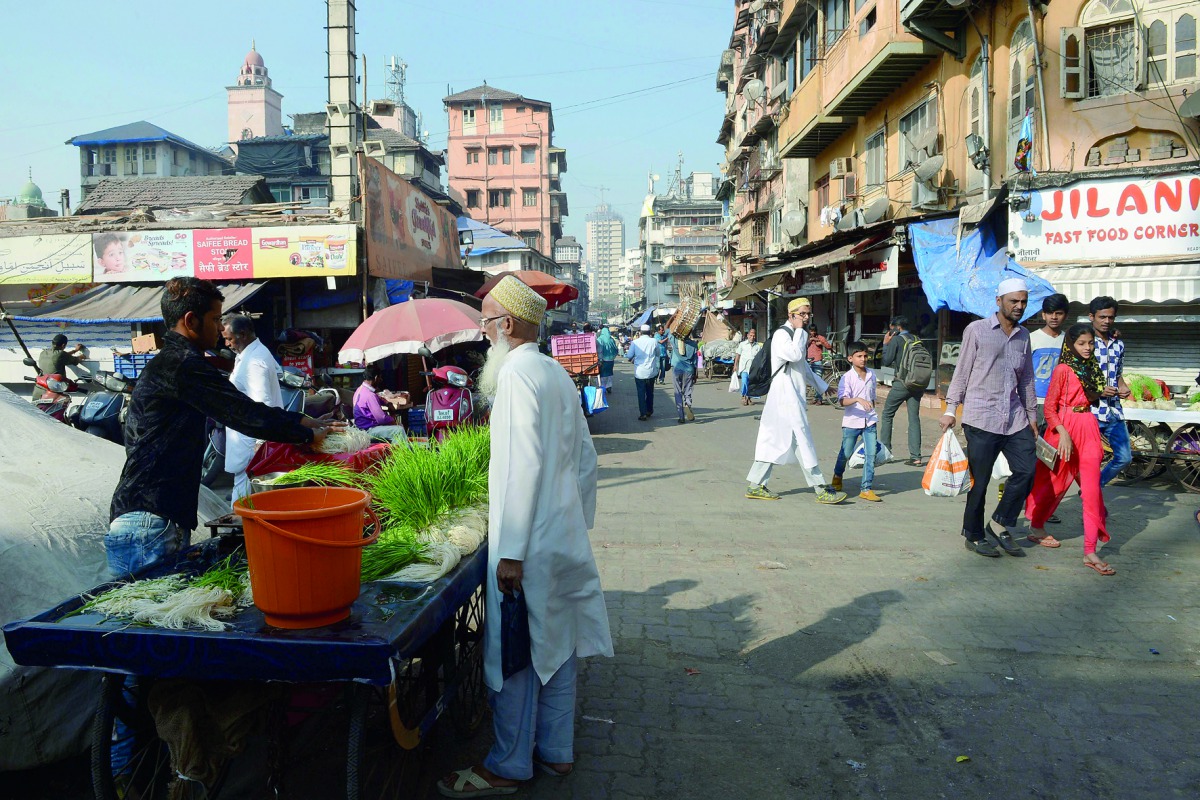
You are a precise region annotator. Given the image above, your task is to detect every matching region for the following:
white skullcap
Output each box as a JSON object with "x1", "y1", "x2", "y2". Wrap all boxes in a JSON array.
[
  {"x1": 996, "y1": 278, "x2": 1029, "y2": 296},
  {"x1": 640, "y1": 324, "x2": 651, "y2": 332}
]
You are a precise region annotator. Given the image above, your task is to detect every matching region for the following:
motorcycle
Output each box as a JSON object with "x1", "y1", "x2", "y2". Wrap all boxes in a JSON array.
[
  {"x1": 68, "y1": 371, "x2": 135, "y2": 444},
  {"x1": 29, "y1": 373, "x2": 84, "y2": 422},
  {"x1": 200, "y1": 366, "x2": 315, "y2": 487}
]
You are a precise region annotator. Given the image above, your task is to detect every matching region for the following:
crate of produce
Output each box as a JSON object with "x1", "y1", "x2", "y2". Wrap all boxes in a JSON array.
[
  {"x1": 114, "y1": 353, "x2": 155, "y2": 379},
  {"x1": 554, "y1": 352, "x2": 600, "y2": 377},
  {"x1": 550, "y1": 333, "x2": 597, "y2": 357},
  {"x1": 406, "y1": 407, "x2": 427, "y2": 436}
]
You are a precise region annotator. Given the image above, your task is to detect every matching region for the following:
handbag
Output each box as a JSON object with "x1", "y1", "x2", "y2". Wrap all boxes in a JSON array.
[
  {"x1": 847, "y1": 440, "x2": 891, "y2": 469},
  {"x1": 728, "y1": 370, "x2": 740, "y2": 393},
  {"x1": 500, "y1": 590, "x2": 532, "y2": 680},
  {"x1": 1036, "y1": 436, "x2": 1060, "y2": 470},
  {"x1": 582, "y1": 385, "x2": 608, "y2": 413}
]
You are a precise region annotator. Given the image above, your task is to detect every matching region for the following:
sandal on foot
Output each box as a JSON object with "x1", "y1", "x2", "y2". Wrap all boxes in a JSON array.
[
  {"x1": 533, "y1": 758, "x2": 574, "y2": 777},
  {"x1": 904, "y1": 458, "x2": 926, "y2": 467},
  {"x1": 437, "y1": 767, "x2": 519, "y2": 797},
  {"x1": 1083, "y1": 560, "x2": 1116, "y2": 576},
  {"x1": 1027, "y1": 533, "x2": 1062, "y2": 548}
]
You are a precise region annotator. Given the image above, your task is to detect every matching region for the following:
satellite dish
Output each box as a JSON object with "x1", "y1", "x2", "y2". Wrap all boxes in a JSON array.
[
  {"x1": 915, "y1": 128, "x2": 939, "y2": 158},
  {"x1": 782, "y1": 209, "x2": 807, "y2": 238},
  {"x1": 946, "y1": 0, "x2": 970, "y2": 7},
  {"x1": 914, "y1": 154, "x2": 945, "y2": 183},
  {"x1": 1180, "y1": 91, "x2": 1200, "y2": 118},
  {"x1": 836, "y1": 210, "x2": 862, "y2": 231},
  {"x1": 744, "y1": 79, "x2": 766, "y2": 103},
  {"x1": 862, "y1": 198, "x2": 891, "y2": 224}
]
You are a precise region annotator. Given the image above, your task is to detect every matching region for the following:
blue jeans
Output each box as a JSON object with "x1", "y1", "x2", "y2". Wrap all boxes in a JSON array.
[
  {"x1": 834, "y1": 425, "x2": 877, "y2": 490},
  {"x1": 1099, "y1": 418, "x2": 1132, "y2": 486},
  {"x1": 105, "y1": 511, "x2": 187, "y2": 577},
  {"x1": 635, "y1": 377, "x2": 655, "y2": 417},
  {"x1": 740, "y1": 371, "x2": 750, "y2": 397}
]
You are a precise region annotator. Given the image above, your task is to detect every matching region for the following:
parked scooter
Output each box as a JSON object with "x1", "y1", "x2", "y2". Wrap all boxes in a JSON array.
[
  {"x1": 29, "y1": 373, "x2": 84, "y2": 422},
  {"x1": 417, "y1": 346, "x2": 481, "y2": 440},
  {"x1": 67, "y1": 371, "x2": 134, "y2": 444}
]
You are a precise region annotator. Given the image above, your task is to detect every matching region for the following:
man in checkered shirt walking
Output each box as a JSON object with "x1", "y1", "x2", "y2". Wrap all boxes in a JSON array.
[{"x1": 1088, "y1": 296, "x2": 1133, "y2": 485}]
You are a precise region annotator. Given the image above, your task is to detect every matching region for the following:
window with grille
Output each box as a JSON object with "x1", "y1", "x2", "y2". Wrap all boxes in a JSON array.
[
  {"x1": 463, "y1": 105, "x2": 476, "y2": 124},
  {"x1": 823, "y1": 0, "x2": 849, "y2": 46},
  {"x1": 1086, "y1": 21, "x2": 1138, "y2": 97},
  {"x1": 466, "y1": 189, "x2": 480, "y2": 208},
  {"x1": 488, "y1": 189, "x2": 511, "y2": 208},
  {"x1": 898, "y1": 97, "x2": 936, "y2": 168},
  {"x1": 865, "y1": 130, "x2": 886, "y2": 187},
  {"x1": 523, "y1": 189, "x2": 538, "y2": 207}
]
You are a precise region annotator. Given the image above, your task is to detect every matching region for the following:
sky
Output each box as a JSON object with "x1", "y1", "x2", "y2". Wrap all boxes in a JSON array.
[{"x1": 1, "y1": 0, "x2": 731, "y2": 250}]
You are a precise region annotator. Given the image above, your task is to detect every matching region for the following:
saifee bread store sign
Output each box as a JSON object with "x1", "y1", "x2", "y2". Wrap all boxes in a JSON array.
[{"x1": 1009, "y1": 173, "x2": 1200, "y2": 263}]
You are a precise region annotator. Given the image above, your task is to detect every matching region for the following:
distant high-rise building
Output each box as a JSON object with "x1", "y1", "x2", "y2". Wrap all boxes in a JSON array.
[
  {"x1": 640, "y1": 172, "x2": 723, "y2": 307},
  {"x1": 586, "y1": 203, "x2": 624, "y2": 302}
]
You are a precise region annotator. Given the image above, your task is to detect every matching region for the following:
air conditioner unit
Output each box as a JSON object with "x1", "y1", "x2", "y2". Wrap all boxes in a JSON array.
[
  {"x1": 911, "y1": 180, "x2": 944, "y2": 210},
  {"x1": 829, "y1": 157, "x2": 854, "y2": 179},
  {"x1": 841, "y1": 173, "x2": 859, "y2": 200},
  {"x1": 767, "y1": 242, "x2": 784, "y2": 254}
]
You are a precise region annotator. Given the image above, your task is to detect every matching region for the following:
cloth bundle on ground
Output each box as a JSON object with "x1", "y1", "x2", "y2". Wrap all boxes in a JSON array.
[
  {"x1": 0, "y1": 387, "x2": 227, "y2": 770},
  {"x1": 701, "y1": 339, "x2": 738, "y2": 360}
]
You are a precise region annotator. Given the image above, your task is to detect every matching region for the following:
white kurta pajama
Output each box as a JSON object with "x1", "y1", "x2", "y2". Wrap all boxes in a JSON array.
[
  {"x1": 482, "y1": 342, "x2": 613, "y2": 780},
  {"x1": 747, "y1": 323, "x2": 830, "y2": 488},
  {"x1": 225, "y1": 338, "x2": 282, "y2": 504}
]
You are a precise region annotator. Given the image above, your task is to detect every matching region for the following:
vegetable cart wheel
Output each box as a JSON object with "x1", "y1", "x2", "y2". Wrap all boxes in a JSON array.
[
  {"x1": 450, "y1": 587, "x2": 486, "y2": 736},
  {"x1": 1117, "y1": 421, "x2": 1163, "y2": 483},
  {"x1": 345, "y1": 664, "x2": 430, "y2": 800},
  {"x1": 91, "y1": 674, "x2": 212, "y2": 800},
  {"x1": 1166, "y1": 423, "x2": 1200, "y2": 493}
]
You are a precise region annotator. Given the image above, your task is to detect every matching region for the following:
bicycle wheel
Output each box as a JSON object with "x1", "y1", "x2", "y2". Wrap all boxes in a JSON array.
[
  {"x1": 91, "y1": 674, "x2": 185, "y2": 800},
  {"x1": 1118, "y1": 421, "x2": 1162, "y2": 483},
  {"x1": 1166, "y1": 423, "x2": 1200, "y2": 493}
]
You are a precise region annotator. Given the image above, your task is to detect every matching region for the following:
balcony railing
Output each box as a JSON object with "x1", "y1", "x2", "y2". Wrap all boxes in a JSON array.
[{"x1": 86, "y1": 164, "x2": 115, "y2": 177}]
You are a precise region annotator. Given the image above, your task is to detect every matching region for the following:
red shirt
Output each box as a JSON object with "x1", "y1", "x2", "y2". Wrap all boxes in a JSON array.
[{"x1": 807, "y1": 335, "x2": 830, "y2": 362}]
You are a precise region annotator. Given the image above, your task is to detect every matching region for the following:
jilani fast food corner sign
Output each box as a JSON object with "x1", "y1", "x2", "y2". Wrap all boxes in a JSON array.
[{"x1": 89, "y1": 224, "x2": 357, "y2": 282}]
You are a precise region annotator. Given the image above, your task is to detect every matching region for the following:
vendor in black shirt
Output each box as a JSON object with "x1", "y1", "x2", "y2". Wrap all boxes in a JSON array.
[{"x1": 107, "y1": 277, "x2": 338, "y2": 576}]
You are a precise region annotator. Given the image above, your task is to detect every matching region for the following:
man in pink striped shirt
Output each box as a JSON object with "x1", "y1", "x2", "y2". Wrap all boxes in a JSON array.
[{"x1": 940, "y1": 278, "x2": 1038, "y2": 559}]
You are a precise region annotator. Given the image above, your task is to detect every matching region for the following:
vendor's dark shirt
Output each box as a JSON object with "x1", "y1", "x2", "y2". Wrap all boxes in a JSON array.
[{"x1": 110, "y1": 331, "x2": 313, "y2": 530}]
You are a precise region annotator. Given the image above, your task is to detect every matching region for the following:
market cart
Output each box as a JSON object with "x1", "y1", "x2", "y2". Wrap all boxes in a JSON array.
[
  {"x1": 3, "y1": 535, "x2": 488, "y2": 799},
  {"x1": 703, "y1": 356, "x2": 735, "y2": 382},
  {"x1": 1112, "y1": 407, "x2": 1200, "y2": 492}
]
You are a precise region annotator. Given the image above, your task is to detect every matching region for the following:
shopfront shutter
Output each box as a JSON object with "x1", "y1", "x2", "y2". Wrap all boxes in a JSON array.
[{"x1": 1120, "y1": 322, "x2": 1200, "y2": 387}]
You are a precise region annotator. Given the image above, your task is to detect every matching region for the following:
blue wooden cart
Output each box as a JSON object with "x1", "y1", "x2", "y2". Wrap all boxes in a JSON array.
[{"x1": 4, "y1": 536, "x2": 488, "y2": 799}]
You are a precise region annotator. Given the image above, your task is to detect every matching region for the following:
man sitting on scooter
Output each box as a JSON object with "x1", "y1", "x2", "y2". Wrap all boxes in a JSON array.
[
  {"x1": 353, "y1": 364, "x2": 410, "y2": 444},
  {"x1": 31, "y1": 333, "x2": 86, "y2": 401}
]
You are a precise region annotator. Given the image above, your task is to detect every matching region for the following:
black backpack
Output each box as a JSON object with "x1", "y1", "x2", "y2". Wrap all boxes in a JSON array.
[
  {"x1": 895, "y1": 332, "x2": 934, "y2": 392},
  {"x1": 745, "y1": 327, "x2": 789, "y2": 398}
]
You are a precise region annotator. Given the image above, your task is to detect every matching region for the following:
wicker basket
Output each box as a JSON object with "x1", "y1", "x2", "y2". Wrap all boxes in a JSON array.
[{"x1": 666, "y1": 298, "x2": 701, "y2": 339}]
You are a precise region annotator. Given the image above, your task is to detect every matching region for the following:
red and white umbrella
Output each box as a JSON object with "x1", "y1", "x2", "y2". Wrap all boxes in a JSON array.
[{"x1": 338, "y1": 298, "x2": 483, "y2": 364}]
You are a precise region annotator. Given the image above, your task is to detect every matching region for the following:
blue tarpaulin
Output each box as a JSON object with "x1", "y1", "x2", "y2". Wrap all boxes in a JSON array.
[
  {"x1": 909, "y1": 217, "x2": 1055, "y2": 322},
  {"x1": 631, "y1": 307, "x2": 656, "y2": 328}
]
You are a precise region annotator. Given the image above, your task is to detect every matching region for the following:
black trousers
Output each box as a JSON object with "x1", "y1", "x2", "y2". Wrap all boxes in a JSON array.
[{"x1": 961, "y1": 424, "x2": 1037, "y2": 540}]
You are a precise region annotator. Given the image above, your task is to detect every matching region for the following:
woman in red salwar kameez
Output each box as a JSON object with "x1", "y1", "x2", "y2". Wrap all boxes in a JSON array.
[{"x1": 1025, "y1": 324, "x2": 1114, "y2": 575}]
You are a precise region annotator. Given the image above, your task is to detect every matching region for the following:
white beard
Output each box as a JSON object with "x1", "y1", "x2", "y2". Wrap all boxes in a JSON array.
[{"x1": 477, "y1": 332, "x2": 513, "y2": 402}]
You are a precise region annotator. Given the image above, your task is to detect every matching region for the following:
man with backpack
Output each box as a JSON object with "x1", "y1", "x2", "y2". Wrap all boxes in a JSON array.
[
  {"x1": 743, "y1": 298, "x2": 848, "y2": 504},
  {"x1": 880, "y1": 315, "x2": 933, "y2": 467}
]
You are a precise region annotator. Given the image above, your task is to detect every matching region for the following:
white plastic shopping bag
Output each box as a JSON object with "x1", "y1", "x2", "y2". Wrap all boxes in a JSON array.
[
  {"x1": 728, "y1": 371, "x2": 740, "y2": 393},
  {"x1": 922, "y1": 431, "x2": 972, "y2": 497},
  {"x1": 848, "y1": 441, "x2": 891, "y2": 469},
  {"x1": 991, "y1": 452, "x2": 1013, "y2": 481}
]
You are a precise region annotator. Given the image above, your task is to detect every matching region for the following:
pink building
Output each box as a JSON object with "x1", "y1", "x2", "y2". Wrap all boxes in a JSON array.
[{"x1": 443, "y1": 85, "x2": 567, "y2": 256}]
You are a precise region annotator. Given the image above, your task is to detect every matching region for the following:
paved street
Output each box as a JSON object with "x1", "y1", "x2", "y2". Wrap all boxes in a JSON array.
[{"x1": 438, "y1": 362, "x2": 1200, "y2": 799}]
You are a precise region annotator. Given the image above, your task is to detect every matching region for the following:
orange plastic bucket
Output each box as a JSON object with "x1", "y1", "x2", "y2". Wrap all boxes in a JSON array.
[{"x1": 234, "y1": 487, "x2": 380, "y2": 629}]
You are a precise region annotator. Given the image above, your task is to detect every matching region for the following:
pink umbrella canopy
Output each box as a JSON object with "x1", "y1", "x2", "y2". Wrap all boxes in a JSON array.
[{"x1": 337, "y1": 298, "x2": 483, "y2": 364}]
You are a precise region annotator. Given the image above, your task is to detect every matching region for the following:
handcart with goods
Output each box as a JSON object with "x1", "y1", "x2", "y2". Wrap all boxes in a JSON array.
[
  {"x1": 4, "y1": 532, "x2": 487, "y2": 800},
  {"x1": 550, "y1": 333, "x2": 601, "y2": 414},
  {"x1": 1107, "y1": 405, "x2": 1200, "y2": 493}
]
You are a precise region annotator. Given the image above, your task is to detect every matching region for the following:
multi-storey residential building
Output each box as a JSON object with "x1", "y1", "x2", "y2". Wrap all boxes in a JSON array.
[
  {"x1": 618, "y1": 247, "x2": 644, "y2": 317},
  {"x1": 586, "y1": 203, "x2": 625, "y2": 304},
  {"x1": 722, "y1": 0, "x2": 1200, "y2": 384},
  {"x1": 640, "y1": 175, "x2": 724, "y2": 308},
  {"x1": 67, "y1": 122, "x2": 231, "y2": 203},
  {"x1": 443, "y1": 86, "x2": 567, "y2": 255}
]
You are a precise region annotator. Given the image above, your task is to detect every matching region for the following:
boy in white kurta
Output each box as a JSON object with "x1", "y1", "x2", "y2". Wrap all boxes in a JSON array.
[
  {"x1": 440, "y1": 276, "x2": 613, "y2": 798},
  {"x1": 744, "y1": 297, "x2": 848, "y2": 504}
]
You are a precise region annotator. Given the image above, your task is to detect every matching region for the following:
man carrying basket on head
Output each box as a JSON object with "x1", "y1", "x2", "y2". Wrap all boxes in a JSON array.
[{"x1": 744, "y1": 297, "x2": 847, "y2": 505}]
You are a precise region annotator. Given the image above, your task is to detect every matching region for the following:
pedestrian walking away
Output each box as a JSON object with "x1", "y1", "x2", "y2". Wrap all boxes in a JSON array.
[
  {"x1": 596, "y1": 326, "x2": 619, "y2": 393},
  {"x1": 440, "y1": 275, "x2": 613, "y2": 797},
  {"x1": 1088, "y1": 296, "x2": 1133, "y2": 485},
  {"x1": 878, "y1": 315, "x2": 925, "y2": 466},
  {"x1": 1025, "y1": 325, "x2": 1114, "y2": 574},
  {"x1": 744, "y1": 297, "x2": 847, "y2": 504},
  {"x1": 940, "y1": 278, "x2": 1038, "y2": 558},
  {"x1": 669, "y1": 328, "x2": 699, "y2": 423},
  {"x1": 627, "y1": 324, "x2": 659, "y2": 420},
  {"x1": 733, "y1": 328, "x2": 762, "y2": 405},
  {"x1": 832, "y1": 341, "x2": 882, "y2": 502},
  {"x1": 221, "y1": 313, "x2": 285, "y2": 505}
]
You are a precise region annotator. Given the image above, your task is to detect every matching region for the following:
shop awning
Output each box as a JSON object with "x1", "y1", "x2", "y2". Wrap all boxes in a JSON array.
[
  {"x1": 4, "y1": 282, "x2": 265, "y2": 324},
  {"x1": 1030, "y1": 263, "x2": 1200, "y2": 304},
  {"x1": 726, "y1": 229, "x2": 893, "y2": 297},
  {"x1": 720, "y1": 274, "x2": 782, "y2": 302}
]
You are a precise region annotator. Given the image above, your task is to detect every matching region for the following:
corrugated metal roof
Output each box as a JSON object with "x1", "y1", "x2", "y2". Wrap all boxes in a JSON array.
[{"x1": 76, "y1": 176, "x2": 271, "y2": 214}]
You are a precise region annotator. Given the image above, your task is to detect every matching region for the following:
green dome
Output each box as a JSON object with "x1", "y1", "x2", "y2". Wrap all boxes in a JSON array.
[{"x1": 16, "y1": 179, "x2": 46, "y2": 208}]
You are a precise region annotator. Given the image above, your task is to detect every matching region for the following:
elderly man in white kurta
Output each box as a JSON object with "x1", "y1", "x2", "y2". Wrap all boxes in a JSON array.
[
  {"x1": 221, "y1": 314, "x2": 282, "y2": 505},
  {"x1": 744, "y1": 297, "x2": 848, "y2": 504},
  {"x1": 439, "y1": 276, "x2": 613, "y2": 798}
]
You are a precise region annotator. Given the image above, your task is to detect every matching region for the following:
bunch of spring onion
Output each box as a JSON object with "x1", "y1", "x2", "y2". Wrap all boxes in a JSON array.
[
  {"x1": 316, "y1": 427, "x2": 373, "y2": 455},
  {"x1": 80, "y1": 555, "x2": 251, "y2": 631},
  {"x1": 265, "y1": 461, "x2": 362, "y2": 488}
]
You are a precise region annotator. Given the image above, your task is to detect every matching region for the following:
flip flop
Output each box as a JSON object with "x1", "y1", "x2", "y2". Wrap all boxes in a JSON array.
[
  {"x1": 437, "y1": 767, "x2": 519, "y2": 798},
  {"x1": 1083, "y1": 560, "x2": 1116, "y2": 576},
  {"x1": 1027, "y1": 533, "x2": 1062, "y2": 548}
]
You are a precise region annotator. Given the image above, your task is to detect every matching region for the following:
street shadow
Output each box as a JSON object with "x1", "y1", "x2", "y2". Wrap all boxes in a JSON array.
[{"x1": 595, "y1": 466, "x2": 703, "y2": 492}]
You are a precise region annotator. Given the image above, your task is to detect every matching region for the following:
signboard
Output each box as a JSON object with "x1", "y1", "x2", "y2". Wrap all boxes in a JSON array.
[
  {"x1": 1009, "y1": 173, "x2": 1200, "y2": 263},
  {"x1": 361, "y1": 156, "x2": 459, "y2": 283},
  {"x1": 87, "y1": 224, "x2": 357, "y2": 283},
  {"x1": 843, "y1": 245, "x2": 899, "y2": 293},
  {"x1": 0, "y1": 234, "x2": 93, "y2": 284},
  {"x1": 782, "y1": 265, "x2": 833, "y2": 296}
]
